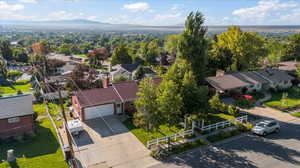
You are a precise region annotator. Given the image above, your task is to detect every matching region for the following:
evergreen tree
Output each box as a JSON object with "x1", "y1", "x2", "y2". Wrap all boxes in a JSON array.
[{"x1": 177, "y1": 11, "x2": 208, "y2": 84}]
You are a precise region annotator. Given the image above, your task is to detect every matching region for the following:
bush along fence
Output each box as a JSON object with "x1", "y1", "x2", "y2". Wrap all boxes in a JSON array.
[
  {"x1": 147, "y1": 115, "x2": 248, "y2": 149},
  {"x1": 193, "y1": 115, "x2": 248, "y2": 133}
]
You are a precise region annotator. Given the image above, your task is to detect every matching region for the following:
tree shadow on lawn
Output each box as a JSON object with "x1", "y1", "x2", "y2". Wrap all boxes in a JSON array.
[
  {"x1": 9, "y1": 161, "x2": 20, "y2": 168},
  {"x1": 0, "y1": 121, "x2": 60, "y2": 160}
]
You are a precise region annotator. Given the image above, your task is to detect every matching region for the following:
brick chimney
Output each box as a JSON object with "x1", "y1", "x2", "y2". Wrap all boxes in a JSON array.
[
  {"x1": 102, "y1": 75, "x2": 110, "y2": 88},
  {"x1": 216, "y1": 70, "x2": 225, "y2": 77}
]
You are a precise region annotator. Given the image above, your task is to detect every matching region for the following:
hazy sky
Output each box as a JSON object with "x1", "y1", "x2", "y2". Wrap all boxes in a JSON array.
[{"x1": 0, "y1": 0, "x2": 299, "y2": 25}]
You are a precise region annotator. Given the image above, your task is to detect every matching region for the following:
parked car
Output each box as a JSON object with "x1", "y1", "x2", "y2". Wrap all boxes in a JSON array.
[{"x1": 251, "y1": 120, "x2": 280, "y2": 136}]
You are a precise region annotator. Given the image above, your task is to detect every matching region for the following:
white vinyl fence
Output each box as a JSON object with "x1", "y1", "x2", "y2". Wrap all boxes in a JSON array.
[
  {"x1": 194, "y1": 115, "x2": 248, "y2": 132},
  {"x1": 147, "y1": 129, "x2": 194, "y2": 148}
]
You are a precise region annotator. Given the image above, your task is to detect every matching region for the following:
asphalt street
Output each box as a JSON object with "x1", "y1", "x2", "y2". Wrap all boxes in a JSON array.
[{"x1": 150, "y1": 118, "x2": 300, "y2": 168}]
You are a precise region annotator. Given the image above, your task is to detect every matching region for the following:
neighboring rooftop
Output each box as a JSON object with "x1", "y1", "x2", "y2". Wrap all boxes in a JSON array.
[
  {"x1": 206, "y1": 69, "x2": 294, "y2": 92},
  {"x1": 277, "y1": 61, "x2": 298, "y2": 72},
  {"x1": 119, "y1": 63, "x2": 140, "y2": 72},
  {"x1": 0, "y1": 94, "x2": 34, "y2": 119},
  {"x1": 206, "y1": 74, "x2": 250, "y2": 91}
]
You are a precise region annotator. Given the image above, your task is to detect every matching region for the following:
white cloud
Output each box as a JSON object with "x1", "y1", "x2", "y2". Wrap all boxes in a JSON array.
[
  {"x1": 233, "y1": 0, "x2": 297, "y2": 19},
  {"x1": 47, "y1": 10, "x2": 98, "y2": 21},
  {"x1": 123, "y1": 2, "x2": 150, "y2": 12},
  {"x1": 48, "y1": 11, "x2": 76, "y2": 20},
  {"x1": 0, "y1": 1, "x2": 24, "y2": 11},
  {"x1": 0, "y1": 1, "x2": 28, "y2": 20},
  {"x1": 18, "y1": 0, "x2": 38, "y2": 4}
]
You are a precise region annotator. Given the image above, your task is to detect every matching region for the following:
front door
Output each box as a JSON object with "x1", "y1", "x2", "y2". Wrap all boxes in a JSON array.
[{"x1": 116, "y1": 103, "x2": 122, "y2": 114}]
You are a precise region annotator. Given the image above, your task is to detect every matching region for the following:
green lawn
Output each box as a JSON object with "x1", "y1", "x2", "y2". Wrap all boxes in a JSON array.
[
  {"x1": 123, "y1": 119, "x2": 183, "y2": 145},
  {"x1": 0, "y1": 83, "x2": 32, "y2": 95},
  {"x1": 123, "y1": 112, "x2": 237, "y2": 145},
  {"x1": 292, "y1": 112, "x2": 300, "y2": 117},
  {"x1": 34, "y1": 104, "x2": 47, "y2": 116},
  {"x1": 264, "y1": 87, "x2": 300, "y2": 111},
  {"x1": 75, "y1": 54, "x2": 87, "y2": 58},
  {"x1": 206, "y1": 113, "x2": 236, "y2": 125},
  {"x1": 0, "y1": 118, "x2": 68, "y2": 168}
]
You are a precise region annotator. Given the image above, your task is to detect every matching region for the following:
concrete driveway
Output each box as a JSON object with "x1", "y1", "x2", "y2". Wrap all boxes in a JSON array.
[
  {"x1": 73, "y1": 116, "x2": 159, "y2": 168},
  {"x1": 150, "y1": 117, "x2": 300, "y2": 168}
]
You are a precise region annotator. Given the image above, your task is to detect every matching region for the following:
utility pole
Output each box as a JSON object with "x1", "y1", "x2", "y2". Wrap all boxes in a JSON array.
[{"x1": 57, "y1": 82, "x2": 74, "y2": 163}]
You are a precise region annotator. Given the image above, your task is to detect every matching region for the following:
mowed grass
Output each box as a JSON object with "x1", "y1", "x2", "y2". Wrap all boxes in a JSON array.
[
  {"x1": 123, "y1": 119, "x2": 183, "y2": 145},
  {"x1": 34, "y1": 104, "x2": 47, "y2": 116},
  {"x1": 292, "y1": 112, "x2": 300, "y2": 118},
  {"x1": 0, "y1": 83, "x2": 32, "y2": 95},
  {"x1": 123, "y1": 112, "x2": 237, "y2": 145},
  {"x1": 265, "y1": 87, "x2": 300, "y2": 109},
  {"x1": 0, "y1": 118, "x2": 68, "y2": 168}
]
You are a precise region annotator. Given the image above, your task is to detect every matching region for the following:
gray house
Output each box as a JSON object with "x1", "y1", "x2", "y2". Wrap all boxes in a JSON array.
[{"x1": 206, "y1": 69, "x2": 294, "y2": 94}]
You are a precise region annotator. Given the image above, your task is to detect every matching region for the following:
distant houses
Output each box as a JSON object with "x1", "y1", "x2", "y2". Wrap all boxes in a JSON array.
[{"x1": 206, "y1": 68, "x2": 294, "y2": 94}]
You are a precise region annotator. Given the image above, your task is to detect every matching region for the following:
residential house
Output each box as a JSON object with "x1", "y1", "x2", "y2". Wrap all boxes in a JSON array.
[
  {"x1": 47, "y1": 53, "x2": 77, "y2": 75},
  {"x1": 110, "y1": 64, "x2": 140, "y2": 81},
  {"x1": 110, "y1": 64, "x2": 156, "y2": 81},
  {"x1": 72, "y1": 77, "x2": 162, "y2": 121},
  {"x1": 276, "y1": 61, "x2": 298, "y2": 75},
  {"x1": 0, "y1": 94, "x2": 34, "y2": 139},
  {"x1": 206, "y1": 69, "x2": 294, "y2": 94}
]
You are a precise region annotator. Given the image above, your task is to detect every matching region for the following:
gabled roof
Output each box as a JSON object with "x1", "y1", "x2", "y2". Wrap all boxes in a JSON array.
[
  {"x1": 74, "y1": 77, "x2": 163, "y2": 107},
  {"x1": 206, "y1": 75, "x2": 250, "y2": 91},
  {"x1": 112, "y1": 80, "x2": 139, "y2": 102},
  {"x1": 206, "y1": 68, "x2": 294, "y2": 92},
  {"x1": 119, "y1": 63, "x2": 139, "y2": 73},
  {"x1": 0, "y1": 94, "x2": 34, "y2": 119},
  {"x1": 254, "y1": 69, "x2": 294, "y2": 83},
  {"x1": 277, "y1": 61, "x2": 298, "y2": 72},
  {"x1": 74, "y1": 88, "x2": 121, "y2": 108}
]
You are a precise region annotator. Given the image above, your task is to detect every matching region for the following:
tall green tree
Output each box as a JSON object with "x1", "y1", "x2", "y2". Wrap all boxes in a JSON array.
[
  {"x1": 111, "y1": 43, "x2": 132, "y2": 65},
  {"x1": 0, "y1": 56, "x2": 8, "y2": 78},
  {"x1": 164, "y1": 59, "x2": 209, "y2": 116},
  {"x1": 282, "y1": 33, "x2": 300, "y2": 61},
  {"x1": 157, "y1": 80, "x2": 182, "y2": 127},
  {"x1": 0, "y1": 39, "x2": 13, "y2": 61},
  {"x1": 134, "y1": 78, "x2": 160, "y2": 131},
  {"x1": 177, "y1": 11, "x2": 208, "y2": 84},
  {"x1": 164, "y1": 34, "x2": 181, "y2": 55},
  {"x1": 12, "y1": 48, "x2": 29, "y2": 63},
  {"x1": 265, "y1": 39, "x2": 284, "y2": 66},
  {"x1": 216, "y1": 26, "x2": 266, "y2": 71}
]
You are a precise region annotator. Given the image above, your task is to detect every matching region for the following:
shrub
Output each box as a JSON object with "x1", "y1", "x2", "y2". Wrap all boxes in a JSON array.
[
  {"x1": 172, "y1": 139, "x2": 207, "y2": 154},
  {"x1": 207, "y1": 129, "x2": 241, "y2": 143},
  {"x1": 236, "y1": 122, "x2": 253, "y2": 132},
  {"x1": 228, "y1": 105, "x2": 240, "y2": 117}
]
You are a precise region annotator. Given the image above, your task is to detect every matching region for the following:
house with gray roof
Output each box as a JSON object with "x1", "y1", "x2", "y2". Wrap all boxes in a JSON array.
[
  {"x1": 206, "y1": 69, "x2": 294, "y2": 94},
  {"x1": 0, "y1": 94, "x2": 34, "y2": 139}
]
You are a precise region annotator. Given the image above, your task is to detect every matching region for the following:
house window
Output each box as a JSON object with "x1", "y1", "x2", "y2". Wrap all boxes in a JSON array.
[{"x1": 8, "y1": 117, "x2": 20, "y2": 123}]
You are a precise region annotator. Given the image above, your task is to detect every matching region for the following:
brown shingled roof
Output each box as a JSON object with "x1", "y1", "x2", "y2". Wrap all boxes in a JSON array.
[
  {"x1": 206, "y1": 75, "x2": 250, "y2": 91},
  {"x1": 75, "y1": 88, "x2": 121, "y2": 107},
  {"x1": 112, "y1": 80, "x2": 139, "y2": 102}
]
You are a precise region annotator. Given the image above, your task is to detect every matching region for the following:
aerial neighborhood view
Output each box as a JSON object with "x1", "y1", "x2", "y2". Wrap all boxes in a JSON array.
[{"x1": 1, "y1": 0, "x2": 300, "y2": 168}]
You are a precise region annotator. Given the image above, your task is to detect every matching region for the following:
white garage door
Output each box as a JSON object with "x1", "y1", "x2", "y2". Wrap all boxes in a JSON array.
[{"x1": 85, "y1": 104, "x2": 114, "y2": 120}]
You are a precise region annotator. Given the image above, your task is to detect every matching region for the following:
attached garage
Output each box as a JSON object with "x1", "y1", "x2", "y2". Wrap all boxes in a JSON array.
[{"x1": 84, "y1": 104, "x2": 114, "y2": 120}]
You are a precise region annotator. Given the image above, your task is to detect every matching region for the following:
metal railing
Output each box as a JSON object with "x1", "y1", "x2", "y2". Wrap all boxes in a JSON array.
[{"x1": 146, "y1": 129, "x2": 194, "y2": 148}]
